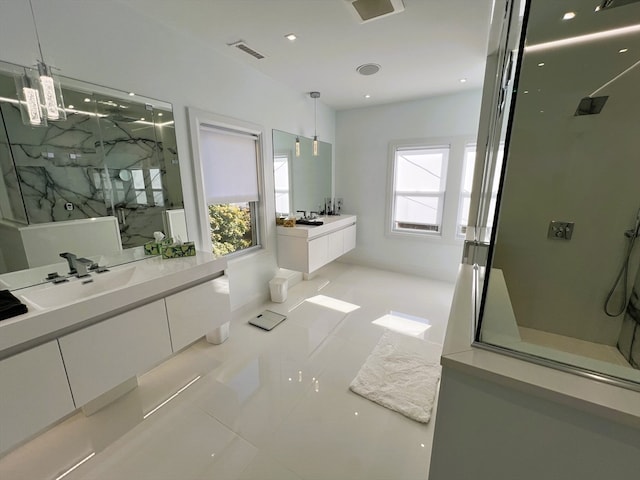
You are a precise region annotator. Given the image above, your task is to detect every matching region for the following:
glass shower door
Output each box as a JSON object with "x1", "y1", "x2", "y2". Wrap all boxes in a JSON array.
[{"x1": 95, "y1": 94, "x2": 180, "y2": 248}]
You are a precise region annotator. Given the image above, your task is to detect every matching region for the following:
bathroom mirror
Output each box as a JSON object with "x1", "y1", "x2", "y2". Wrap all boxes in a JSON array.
[
  {"x1": 476, "y1": 0, "x2": 640, "y2": 387},
  {"x1": 272, "y1": 129, "x2": 332, "y2": 217},
  {"x1": 0, "y1": 60, "x2": 185, "y2": 289}
]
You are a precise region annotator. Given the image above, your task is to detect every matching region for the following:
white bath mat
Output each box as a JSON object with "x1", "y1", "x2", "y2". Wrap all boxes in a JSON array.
[{"x1": 349, "y1": 330, "x2": 442, "y2": 423}]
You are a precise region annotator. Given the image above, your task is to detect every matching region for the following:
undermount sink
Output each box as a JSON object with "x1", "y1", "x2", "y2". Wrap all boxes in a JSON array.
[
  {"x1": 296, "y1": 219, "x2": 324, "y2": 226},
  {"x1": 19, "y1": 266, "x2": 138, "y2": 310}
]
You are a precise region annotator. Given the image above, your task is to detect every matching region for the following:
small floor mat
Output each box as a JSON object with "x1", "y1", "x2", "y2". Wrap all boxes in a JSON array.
[{"x1": 349, "y1": 329, "x2": 442, "y2": 423}]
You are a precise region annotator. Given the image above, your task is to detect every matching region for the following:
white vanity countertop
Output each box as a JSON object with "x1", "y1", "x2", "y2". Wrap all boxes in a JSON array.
[
  {"x1": 0, "y1": 252, "x2": 227, "y2": 357},
  {"x1": 0, "y1": 246, "x2": 149, "y2": 290},
  {"x1": 277, "y1": 214, "x2": 356, "y2": 239}
]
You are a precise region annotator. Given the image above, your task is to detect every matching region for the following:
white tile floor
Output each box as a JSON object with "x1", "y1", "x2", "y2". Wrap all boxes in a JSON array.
[{"x1": 0, "y1": 262, "x2": 455, "y2": 480}]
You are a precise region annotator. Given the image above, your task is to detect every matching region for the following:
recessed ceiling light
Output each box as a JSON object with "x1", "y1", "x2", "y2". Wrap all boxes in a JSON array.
[
  {"x1": 158, "y1": 112, "x2": 163, "y2": 116},
  {"x1": 140, "y1": 117, "x2": 145, "y2": 121},
  {"x1": 619, "y1": 48, "x2": 629, "y2": 53},
  {"x1": 285, "y1": 33, "x2": 297, "y2": 41},
  {"x1": 459, "y1": 78, "x2": 467, "y2": 83},
  {"x1": 364, "y1": 94, "x2": 371, "y2": 99},
  {"x1": 538, "y1": 62, "x2": 545, "y2": 67},
  {"x1": 563, "y1": 12, "x2": 576, "y2": 20},
  {"x1": 523, "y1": 90, "x2": 529, "y2": 94},
  {"x1": 68, "y1": 104, "x2": 75, "y2": 109},
  {"x1": 128, "y1": 92, "x2": 135, "y2": 96},
  {"x1": 83, "y1": 98, "x2": 91, "y2": 102}
]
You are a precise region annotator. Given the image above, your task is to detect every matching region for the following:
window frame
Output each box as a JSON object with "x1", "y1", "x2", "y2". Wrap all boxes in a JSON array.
[
  {"x1": 456, "y1": 144, "x2": 477, "y2": 239},
  {"x1": 386, "y1": 141, "x2": 451, "y2": 238},
  {"x1": 386, "y1": 136, "x2": 477, "y2": 244},
  {"x1": 188, "y1": 108, "x2": 266, "y2": 258},
  {"x1": 273, "y1": 150, "x2": 293, "y2": 217}
]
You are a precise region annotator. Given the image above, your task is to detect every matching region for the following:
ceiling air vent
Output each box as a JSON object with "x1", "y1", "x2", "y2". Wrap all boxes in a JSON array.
[
  {"x1": 346, "y1": 0, "x2": 405, "y2": 23},
  {"x1": 227, "y1": 40, "x2": 265, "y2": 60}
]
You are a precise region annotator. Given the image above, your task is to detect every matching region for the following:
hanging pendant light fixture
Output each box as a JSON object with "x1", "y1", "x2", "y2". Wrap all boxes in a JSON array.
[
  {"x1": 310, "y1": 91, "x2": 320, "y2": 156},
  {"x1": 295, "y1": 136, "x2": 301, "y2": 157},
  {"x1": 23, "y1": 0, "x2": 66, "y2": 125},
  {"x1": 16, "y1": 67, "x2": 45, "y2": 126}
]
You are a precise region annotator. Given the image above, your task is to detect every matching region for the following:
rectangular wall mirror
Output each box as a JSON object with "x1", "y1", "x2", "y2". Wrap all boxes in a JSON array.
[
  {"x1": 272, "y1": 129, "x2": 332, "y2": 217},
  {"x1": 0, "y1": 60, "x2": 185, "y2": 289}
]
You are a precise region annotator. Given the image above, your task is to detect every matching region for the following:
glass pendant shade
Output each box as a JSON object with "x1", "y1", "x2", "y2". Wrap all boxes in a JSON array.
[
  {"x1": 37, "y1": 61, "x2": 66, "y2": 121},
  {"x1": 295, "y1": 136, "x2": 301, "y2": 157},
  {"x1": 310, "y1": 91, "x2": 320, "y2": 156},
  {"x1": 16, "y1": 71, "x2": 46, "y2": 126}
]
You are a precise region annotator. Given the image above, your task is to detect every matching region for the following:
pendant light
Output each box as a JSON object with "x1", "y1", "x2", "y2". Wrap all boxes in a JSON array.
[
  {"x1": 16, "y1": 67, "x2": 45, "y2": 126},
  {"x1": 295, "y1": 136, "x2": 301, "y2": 157},
  {"x1": 310, "y1": 91, "x2": 320, "y2": 156},
  {"x1": 22, "y1": 0, "x2": 66, "y2": 125}
]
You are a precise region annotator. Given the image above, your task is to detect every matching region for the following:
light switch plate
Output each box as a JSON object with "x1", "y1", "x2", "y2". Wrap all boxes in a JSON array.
[{"x1": 548, "y1": 221, "x2": 574, "y2": 240}]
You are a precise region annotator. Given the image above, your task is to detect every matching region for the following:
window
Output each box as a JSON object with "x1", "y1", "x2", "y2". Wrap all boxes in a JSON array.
[
  {"x1": 456, "y1": 144, "x2": 504, "y2": 238},
  {"x1": 273, "y1": 153, "x2": 291, "y2": 216},
  {"x1": 198, "y1": 125, "x2": 261, "y2": 257},
  {"x1": 457, "y1": 145, "x2": 477, "y2": 237},
  {"x1": 128, "y1": 168, "x2": 165, "y2": 206},
  {"x1": 390, "y1": 145, "x2": 449, "y2": 235}
]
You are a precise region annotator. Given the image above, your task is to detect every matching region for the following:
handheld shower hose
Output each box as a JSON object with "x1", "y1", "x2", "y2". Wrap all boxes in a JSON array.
[{"x1": 604, "y1": 208, "x2": 640, "y2": 317}]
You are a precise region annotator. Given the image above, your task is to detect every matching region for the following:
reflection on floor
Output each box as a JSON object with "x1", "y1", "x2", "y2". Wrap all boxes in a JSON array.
[
  {"x1": 0, "y1": 262, "x2": 455, "y2": 480},
  {"x1": 519, "y1": 326, "x2": 630, "y2": 367}
]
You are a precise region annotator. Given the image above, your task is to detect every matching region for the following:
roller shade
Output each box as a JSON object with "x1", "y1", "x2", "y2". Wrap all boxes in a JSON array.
[{"x1": 200, "y1": 125, "x2": 259, "y2": 204}]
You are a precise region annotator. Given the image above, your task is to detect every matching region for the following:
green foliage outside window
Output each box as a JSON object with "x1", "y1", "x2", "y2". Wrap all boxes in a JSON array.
[{"x1": 208, "y1": 203, "x2": 252, "y2": 256}]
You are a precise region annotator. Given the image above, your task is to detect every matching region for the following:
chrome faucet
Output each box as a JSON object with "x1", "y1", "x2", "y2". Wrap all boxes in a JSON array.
[
  {"x1": 59, "y1": 252, "x2": 94, "y2": 278},
  {"x1": 74, "y1": 258, "x2": 94, "y2": 278},
  {"x1": 60, "y1": 252, "x2": 78, "y2": 275}
]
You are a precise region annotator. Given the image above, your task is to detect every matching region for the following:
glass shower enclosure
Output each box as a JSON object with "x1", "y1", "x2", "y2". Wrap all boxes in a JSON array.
[{"x1": 471, "y1": 0, "x2": 640, "y2": 389}]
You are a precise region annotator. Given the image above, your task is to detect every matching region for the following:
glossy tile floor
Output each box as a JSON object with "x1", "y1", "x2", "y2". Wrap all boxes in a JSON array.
[{"x1": 0, "y1": 263, "x2": 455, "y2": 480}]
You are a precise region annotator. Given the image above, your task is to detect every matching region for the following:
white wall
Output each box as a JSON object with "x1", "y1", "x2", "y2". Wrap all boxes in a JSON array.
[
  {"x1": 492, "y1": 64, "x2": 640, "y2": 345},
  {"x1": 0, "y1": 0, "x2": 335, "y2": 310},
  {"x1": 335, "y1": 91, "x2": 483, "y2": 283}
]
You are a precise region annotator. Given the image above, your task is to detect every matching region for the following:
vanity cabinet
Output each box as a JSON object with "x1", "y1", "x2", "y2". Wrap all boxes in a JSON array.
[
  {"x1": 0, "y1": 340, "x2": 75, "y2": 453},
  {"x1": 58, "y1": 300, "x2": 172, "y2": 406},
  {"x1": 165, "y1": 277, "x2": 231, "y2": 352},
  {"x1": 277, "y1": 215, "x2": 357, "y2": 274},
  {"x1": 0, "y1": 253, "x2": 230, "y2": 455}
]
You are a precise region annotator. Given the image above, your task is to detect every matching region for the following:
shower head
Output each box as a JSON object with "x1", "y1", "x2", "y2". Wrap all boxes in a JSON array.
[{"x1": 574, "y1": 96, "x2": 608, "y2": 116}]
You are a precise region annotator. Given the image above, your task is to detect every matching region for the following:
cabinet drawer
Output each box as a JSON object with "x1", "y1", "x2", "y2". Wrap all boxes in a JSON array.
[
  {"x1": 0, "y1": 340, "x2": 75, "y2": 453},
  {"x1": 59, "y1": 300, "x2": 172, "y2": 406},
  {"x1": 328, "y1": 229, "x2": 344, "y2": 262},
  {"x1": 165, "y1": 279, "x2": 231, "y2": 352},
  {"x1": 308, "y1": 235, "x2": 329, "y2": 273},
  {"x1": 343, "y1": 224, "x2": 357, "y2": 253}
]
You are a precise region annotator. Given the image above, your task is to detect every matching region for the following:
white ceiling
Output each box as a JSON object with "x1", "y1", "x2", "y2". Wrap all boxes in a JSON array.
[{"x1": 126, "y1": 0, "x2": 496, "y2": 111}]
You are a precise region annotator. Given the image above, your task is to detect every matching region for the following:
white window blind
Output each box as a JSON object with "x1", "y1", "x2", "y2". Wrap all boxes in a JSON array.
[
  {"x1": 199, "y1": 125, "x2": 259, "y2": 204},
  {"x1": 392, "y1": 145, "x2": 449, "y2": 234}
]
